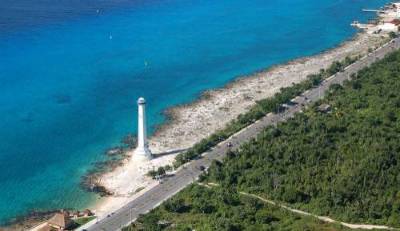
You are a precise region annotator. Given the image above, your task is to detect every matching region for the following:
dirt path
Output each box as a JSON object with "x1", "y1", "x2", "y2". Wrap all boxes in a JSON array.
[
  {"x1": 199, "y1": 183, "x2": 398, "y2": 230},
  {"x1": 240, "y1": 192, "x2": 399, "y2": 230}
]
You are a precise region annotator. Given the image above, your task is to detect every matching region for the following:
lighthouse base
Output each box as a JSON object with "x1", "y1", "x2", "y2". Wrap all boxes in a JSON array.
[{"x1": 133, "y1": 147, "x2": 152, "y2": 160}]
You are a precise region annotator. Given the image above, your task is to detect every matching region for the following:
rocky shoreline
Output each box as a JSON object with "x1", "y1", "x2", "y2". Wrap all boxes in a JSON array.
[
  {"x1": 90, "y1": 31, "x2": 387, "y2": 219},
  {"x1": 148, "y1": 33, "x2": 386, "y2": 154},
  {"x1": 7, "y1": 31, "x2": 388, "y2": 231}
]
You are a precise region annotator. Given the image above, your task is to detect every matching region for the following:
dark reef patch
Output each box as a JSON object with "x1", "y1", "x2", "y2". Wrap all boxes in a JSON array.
[
  {"x1": 20, "y1": 112, "x2": 35, "y2": 123},
  {"x1": 53, "y1": 93, "x2": 72, "y2": 105}
]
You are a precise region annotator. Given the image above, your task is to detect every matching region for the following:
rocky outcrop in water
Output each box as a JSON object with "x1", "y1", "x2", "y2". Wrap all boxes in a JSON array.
[{"x1": 80, "y1": 134, "x2": 137, "y2": 196}]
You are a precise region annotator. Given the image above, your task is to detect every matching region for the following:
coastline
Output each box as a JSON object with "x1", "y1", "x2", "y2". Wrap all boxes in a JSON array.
[
  {"x1": 90, "y1": 31, "x2": 387, "y2": 219},
  {"x1": 150, "y1": 33, "x2": 386, "y2": 152}
]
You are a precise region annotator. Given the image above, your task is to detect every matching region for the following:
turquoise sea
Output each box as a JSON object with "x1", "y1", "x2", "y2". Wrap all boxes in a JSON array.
[{"x1": 0, "y1": 0, "x2": 389, "y2": 224}]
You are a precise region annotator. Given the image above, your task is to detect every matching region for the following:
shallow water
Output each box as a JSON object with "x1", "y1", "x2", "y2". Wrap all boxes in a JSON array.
[{"x1": 0, "y1": 0, "x2": 389, "y2": 224}]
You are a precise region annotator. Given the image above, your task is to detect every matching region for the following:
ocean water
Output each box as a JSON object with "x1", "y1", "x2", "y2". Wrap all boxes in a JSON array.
[{"x1": 0, "y1": 0, "x2": 389, "y2": 224}]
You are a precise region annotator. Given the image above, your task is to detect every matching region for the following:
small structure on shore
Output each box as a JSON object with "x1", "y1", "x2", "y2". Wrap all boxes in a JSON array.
[
  {"x1": 133, "y1": 97, "x2": 152, "y2": 160},
  {"x1": 352, "y1": 2, "x2": 400, "y2": 34},
  {"x1": 379, "y1": 21, "x2": 399, "y2": 32},
  {"x1": 83, "y1": 209, "x2": 93, "y2": 217},
  {"x1": 47, "y1": 212, "x2": 73, "y2": 230},
  {"x1": 32, "y1": 209, "x2": 95, "y2": 231}
]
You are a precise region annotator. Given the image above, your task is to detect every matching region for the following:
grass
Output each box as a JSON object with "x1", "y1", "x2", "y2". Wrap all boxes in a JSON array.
[{"x1": 73, "y1": 216, "x2": 96, "y2": 227}]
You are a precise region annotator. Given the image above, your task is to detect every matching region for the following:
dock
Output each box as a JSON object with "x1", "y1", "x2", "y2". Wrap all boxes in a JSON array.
[{"x1": 362, "y1": 9, "x2": 384, "y2": 13}]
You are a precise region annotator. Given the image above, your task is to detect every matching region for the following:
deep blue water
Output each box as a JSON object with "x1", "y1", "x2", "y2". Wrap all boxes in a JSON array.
[{"x1": 0, "y1": 0, "x2": 389, "y2": 224}]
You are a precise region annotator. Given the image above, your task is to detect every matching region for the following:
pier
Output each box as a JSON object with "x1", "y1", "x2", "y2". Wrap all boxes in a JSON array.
[{"x1": 362, "y1": 9, "x2": 384, "y2": 13}]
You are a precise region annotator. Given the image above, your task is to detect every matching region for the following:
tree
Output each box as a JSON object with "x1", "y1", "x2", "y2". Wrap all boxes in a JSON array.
[
  {"x1": 163, "y1": 198, "x2": 189, "y2": 213},
  {"x1": 255, "y1": 210, "x2": 279, "y2": 224},
  {"x1": 157, "y1": 167, "x2": 166, "y2": 178},
  {"x1": 147, "y1": 170, "x2": 158, "y2": 179},
  {"x1": 164, "y1": 165, "x2": 172, "y2": 172},
  {"x1": 193, "y1": 197, "x2": 215, "y2": 214}
]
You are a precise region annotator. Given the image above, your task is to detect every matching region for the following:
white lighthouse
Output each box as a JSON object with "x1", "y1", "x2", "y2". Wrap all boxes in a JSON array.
[{"x1": 133, "y1": 97, "x2": 152, "y2": 160}]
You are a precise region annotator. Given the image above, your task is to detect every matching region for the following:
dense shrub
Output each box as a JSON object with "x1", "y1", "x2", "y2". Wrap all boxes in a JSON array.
[
  {"x1": 172, "y1": 56, "x2": 358, "y2": 167},
  {"x1": 124, "y1": 51, "x2": 400, "y2": 230}
]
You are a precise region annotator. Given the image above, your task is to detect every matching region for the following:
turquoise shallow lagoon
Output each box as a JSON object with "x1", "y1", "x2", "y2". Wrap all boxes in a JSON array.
[{"x1": 0, "y1": 0, "x2": 389, "y2": 224}]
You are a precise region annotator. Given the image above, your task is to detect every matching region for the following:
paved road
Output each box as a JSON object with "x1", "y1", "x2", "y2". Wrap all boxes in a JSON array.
[{"x1": 86, "y1": 37, "x2": 400, "y2": 231}]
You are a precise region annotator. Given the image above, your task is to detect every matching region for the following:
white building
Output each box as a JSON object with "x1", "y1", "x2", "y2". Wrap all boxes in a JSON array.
[
  {"x1": 379, "y1": 22, "x2": 398, "y2": 32},
  {"x1": 133, "y1": 97, "x2": 152, "y2": 160}
]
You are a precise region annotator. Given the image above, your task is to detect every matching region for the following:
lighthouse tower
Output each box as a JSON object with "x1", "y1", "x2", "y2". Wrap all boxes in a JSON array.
[{"x1": 133, "y1": 97, "x2": 152, "y2": 160}]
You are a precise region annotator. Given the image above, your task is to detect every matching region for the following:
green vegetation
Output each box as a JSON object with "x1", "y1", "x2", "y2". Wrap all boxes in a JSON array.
[
  {"x1": 135, "y1": 187, "x2": 145, "y2": 193},
  {"x1": 389, "y1": 31, "x2": 397, "y2": 39},
  {"x1": 172, "y1": 56, "x2": 358, "y2": 168},
  {"x1": 147, "y1": 167, "x2": 168, "y2": 179},
  {"x1": 204, "y1": 50, "x2": 400, "y2": 226},
  {"x1": 203, "y1": 50, "x2": 400, "y2": 226},
  {"x1": 73, "y1": 216, "x2": 96, "y2": 227},
  {"x1": 125, "y1": 49, "x2": 400, "y2": 230},
  {"x1": 123, "y1": 185, "x2": 350, "y2": 231}
]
